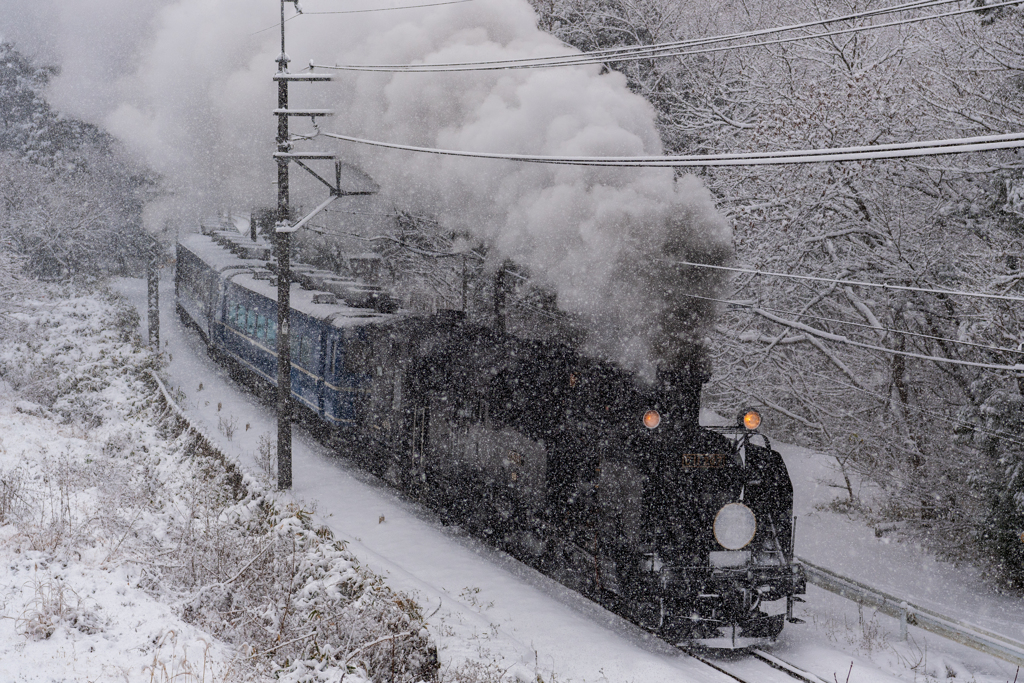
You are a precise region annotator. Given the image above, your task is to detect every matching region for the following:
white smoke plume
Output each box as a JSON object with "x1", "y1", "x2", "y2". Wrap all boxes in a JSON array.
[{"x1": 0, "y1": 0, "x2": 731, "y2": 378}]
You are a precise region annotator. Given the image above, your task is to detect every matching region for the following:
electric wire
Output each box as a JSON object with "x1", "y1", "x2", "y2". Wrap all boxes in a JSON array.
[
  {"x1": 322, "y1": 130, "x2": 1024, "y2": 167},
  {"x1": 312, "y1": 0, "x2": 953, "y2": 69},
  {"x1": 304, "y1": 0, "x2": 472, "y2": 14},
  {"x1": 660, "y1": 260, "x2": 1024, "y2": 303},
  {"x1": 297, "y1": 221, "x2": 1024, "y2": 357},
  {"x1": 252, "y1": 0, "x2": 473, "y2": 35},
  {"x1": 252, "y1": 12, "x2": 301, "y2": 35},
  {"x1": 682, "y1": 292, "x2": 1024, "y2": 356},
  {"x1": 800, "y1": 370, "x2": 1024, "y2": 449},
  {"x1": 311, "y1": 0, "x2": 1022, "y2": 72},
  {"x1": 739, "y1": 312, "x2": 1023, "y2": 370}
]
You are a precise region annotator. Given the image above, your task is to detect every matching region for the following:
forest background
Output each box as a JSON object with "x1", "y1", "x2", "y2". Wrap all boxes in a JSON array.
[
  {"x1": 530, "y1": 0, "x2": 1024, "y2": 587},
  {"x1": 2, "y1": 0, "x2": 1024, "y2": 588}
]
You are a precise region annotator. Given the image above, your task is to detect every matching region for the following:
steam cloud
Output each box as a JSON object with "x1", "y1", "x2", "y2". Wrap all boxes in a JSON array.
[{"x1": 0, "y1": 0, "x2": 731, "y2": 379}]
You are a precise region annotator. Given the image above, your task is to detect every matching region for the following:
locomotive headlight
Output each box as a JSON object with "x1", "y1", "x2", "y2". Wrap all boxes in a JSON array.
[
  {"x1": 643, "y1": 410, "x2": 661, "y2": 429},
  {"x1": 713, "y1": 503, "x2": 757, "y2": 550},
  {"x1": 739, "y1": 408, "x2": 761, "y2": 430}
]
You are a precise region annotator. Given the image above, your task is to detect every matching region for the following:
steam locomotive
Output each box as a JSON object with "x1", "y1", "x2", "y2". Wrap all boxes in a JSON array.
[{"x1": 175, "y1": 221, "x2": 806, "y2": 649}]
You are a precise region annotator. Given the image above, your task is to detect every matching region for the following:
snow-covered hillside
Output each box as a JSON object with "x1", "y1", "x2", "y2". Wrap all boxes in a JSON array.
[{"x1": 0, "y1": 288, "x2": 436, "y2": 682}]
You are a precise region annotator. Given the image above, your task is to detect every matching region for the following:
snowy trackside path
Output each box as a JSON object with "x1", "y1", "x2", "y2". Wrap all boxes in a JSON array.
[{"x1": 116, "y1": 273, "x2": 1021, "y2": 683}]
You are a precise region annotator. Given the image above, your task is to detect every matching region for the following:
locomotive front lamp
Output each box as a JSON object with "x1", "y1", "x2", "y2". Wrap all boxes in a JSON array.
[
  {"x1": 739, "y1": 408, "x2": 761, "y2": 431},
  {"x1": 643, "y1": 410, "x2": 661, "y2": 429},
  {"x1": 714, "y1": 502, "x2": 757, "y2": 550}
]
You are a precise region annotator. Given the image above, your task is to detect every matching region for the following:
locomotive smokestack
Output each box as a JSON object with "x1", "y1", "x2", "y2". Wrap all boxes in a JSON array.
[{"x1": 657, "y1": 352, "x2": 711, "y2": 425}]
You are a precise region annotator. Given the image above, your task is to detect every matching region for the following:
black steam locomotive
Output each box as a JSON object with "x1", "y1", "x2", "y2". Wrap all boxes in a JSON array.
[{"x1": 176, "y1": 221, "x2": 806, "y2": 649}]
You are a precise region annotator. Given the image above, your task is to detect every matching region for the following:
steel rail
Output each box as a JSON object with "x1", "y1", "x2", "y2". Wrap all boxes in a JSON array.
[
  {"x1": 798, "y1": 556, "x2": 1024, "y2": 667},
  {"x1": 750, "y1": 649, "x2": 832, "y2": 683},
  {"x1": 684, "y1": 648, "x2": 828, "y2": 683},
  {"x1": 684, "y1": 652, "x2": 748, "y2": 683}
]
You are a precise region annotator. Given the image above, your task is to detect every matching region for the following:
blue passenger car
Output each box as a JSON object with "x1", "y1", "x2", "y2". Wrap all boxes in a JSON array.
[{"x1": 175, "y1": 229, "x2": 395, "y2": 426}]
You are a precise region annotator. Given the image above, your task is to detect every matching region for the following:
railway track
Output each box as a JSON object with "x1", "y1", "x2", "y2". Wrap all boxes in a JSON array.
[
  {"x1": 684, "y1": 647, "x2": 832, "y2": 683},
  {"x1": 750, "y1": 649, "x2": 833, "y2": 683}
]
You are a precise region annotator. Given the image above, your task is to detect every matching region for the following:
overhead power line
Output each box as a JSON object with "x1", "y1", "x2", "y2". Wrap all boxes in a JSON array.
[
  {"x1": 253, "y1": 0, "x2": 472, "y2": 35},
  {"x1": 746, "y1": 305, "x2": 1023, "y2": 370},
  {"x1": 662, "y1": 260, "x2": 1024, "y2": 303},
  {"x1": 313, "y1": 0, "x2": 950, "y2": 70},
  {"x1": 322, "y1": 130, "x2": 1024, "y2": 167},
  {"x1": 304, "y1": 0, "x2": 472, "y2": 14},
  {"x1": 801, "y1": 370, "x2": 1024, "y2": 448},
  {"x1": 683, "y1": 292, "x2": 1024, "y2": 356},
  {"x1": 311, "y1": 0, "x2": 1022, "y2": 72}
]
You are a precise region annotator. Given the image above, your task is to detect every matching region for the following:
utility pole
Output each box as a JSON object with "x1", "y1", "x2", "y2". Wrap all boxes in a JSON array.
[
  {"x1": 275, "y1": 0, "x2": 297, "y2": 491},
  {"x1": 147, "y1": 240, "x2": 159, "y2": 350},
  {"x1": 272, "y1": 0, "x2": 375, "y2": 489}
]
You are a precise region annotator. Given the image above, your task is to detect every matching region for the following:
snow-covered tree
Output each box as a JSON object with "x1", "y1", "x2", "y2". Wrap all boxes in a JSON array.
[
  {"x1": 0, "y1": 43, "x2": 155, "y2": 279},
  {"x1": 531, "y1": 0, "x2": 1024, "y2": 579}
]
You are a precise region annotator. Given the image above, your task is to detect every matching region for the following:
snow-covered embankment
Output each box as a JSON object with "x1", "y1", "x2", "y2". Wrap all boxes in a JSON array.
[{"x1": 0, "y1": 287, "x2": 436, "y2": 682}]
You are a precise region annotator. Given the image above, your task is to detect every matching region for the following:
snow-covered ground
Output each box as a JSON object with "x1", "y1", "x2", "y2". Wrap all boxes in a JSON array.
[
  {"x1": 0, "y1": 289, "x2": 436, "y2": 683},
  {"x1": 792, "y1": 444, "x2": 1024, "y2": 642},
  {"x1": 0, "y1": 294, "x2": 241, "y2": 681},
  {"x1": 2, "y1": 276, "x2": 1020, "y2": 683},
  {"x1": 115, "y1": 272, "x2": 1022, "y2": 683}
]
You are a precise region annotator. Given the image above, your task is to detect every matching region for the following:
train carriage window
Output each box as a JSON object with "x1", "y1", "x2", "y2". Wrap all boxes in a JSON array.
[
  {"x1": 343, "y1": 337, "x2": 371, "y2": 374},
  {"x1": 288, "y1": 335, "x2": 312, "y2": 369},
  {"x1": 267, "y1": 320, "x2": 276, "y2": 345},
  {"x1": 256, "y1": 314, "x2": 266, "y2": 340},
  {"x1": 337, "y1": 344, "x2": 350, "y2": 376},
  {"x1": 247, "y1": 309, "x2": 257, "y2": 336}
]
